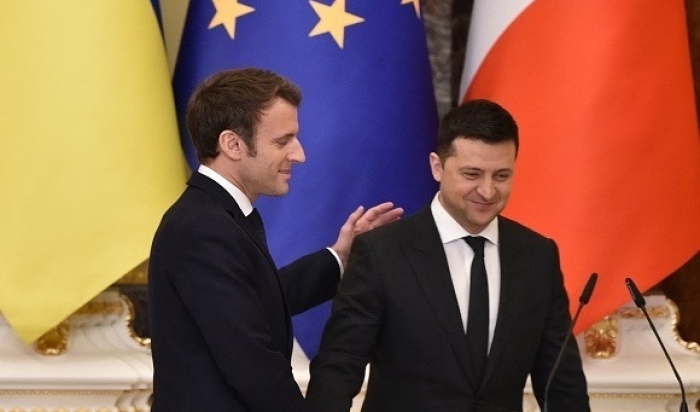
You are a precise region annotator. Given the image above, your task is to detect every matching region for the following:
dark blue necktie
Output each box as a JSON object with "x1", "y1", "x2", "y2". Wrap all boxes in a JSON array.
[
  {"x1": 464, "y1": 236, "x2": 489, "y2": 384},
  {"x1": 246, "y1": 208, "x2": 268, "y2": 250}
]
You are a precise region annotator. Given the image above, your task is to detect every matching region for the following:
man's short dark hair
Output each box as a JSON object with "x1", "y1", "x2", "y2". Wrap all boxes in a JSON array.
[
  {"x1": 435, "y1": 99, "x2": 519, "y2": 160},
  {"x1": 186, "y1": 68, "x2": 302, "y2": 163}
]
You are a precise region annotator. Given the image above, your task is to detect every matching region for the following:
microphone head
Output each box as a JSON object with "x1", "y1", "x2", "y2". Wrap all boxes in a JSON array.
[
  {"x1": 579, "y1": 272, "x2": 598, "y2": 304},
  {"x1": 625, "y1": 277, "x2": 646, "y2": 308}
]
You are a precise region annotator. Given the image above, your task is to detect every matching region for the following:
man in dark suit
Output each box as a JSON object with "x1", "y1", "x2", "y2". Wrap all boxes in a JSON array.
[
  {"x1": 307, "y1": 99, "x2": 590, "y2": 412},
  {"x1": 148, "y1": 68, "x2": 402, "y2": 411}
]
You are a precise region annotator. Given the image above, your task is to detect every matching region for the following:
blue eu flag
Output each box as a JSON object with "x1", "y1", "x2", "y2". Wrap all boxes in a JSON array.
[{"x1": 173, "y1": 0, "x2": 438, "y2": 357}]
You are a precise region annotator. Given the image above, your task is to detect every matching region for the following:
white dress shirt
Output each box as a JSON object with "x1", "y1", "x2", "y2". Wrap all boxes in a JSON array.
[
  {"x1": 431, "y1": 193, "x2": 501, "y2": 352},
  {"x1": 198, "y1": 165, "x2": 254, "y2": 216}
]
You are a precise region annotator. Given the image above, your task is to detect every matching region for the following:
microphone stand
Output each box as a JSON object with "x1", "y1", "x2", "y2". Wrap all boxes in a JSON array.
[
  {"x1": 543, "y1": 273, "x2": 598, "y2": 412},
  {"x1": 625, "y1": 278, "x2": 688, "y2": 412}
]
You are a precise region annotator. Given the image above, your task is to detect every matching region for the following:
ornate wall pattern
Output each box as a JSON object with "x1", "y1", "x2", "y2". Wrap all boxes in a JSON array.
[{"x1": 659, "y1": 0, "x2": 700, "y2": 347}]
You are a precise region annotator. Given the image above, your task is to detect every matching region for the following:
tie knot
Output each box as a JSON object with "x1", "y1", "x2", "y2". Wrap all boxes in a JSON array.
[
  {"x1": 247, "y1": 208, "x2": 262, "y2": 223},
  {"x1": 246, "y1": 208, "x2": 268, "y2": 249},
  {"x1": 464, "y1": 236, "x2": 486, "y2": 257}
]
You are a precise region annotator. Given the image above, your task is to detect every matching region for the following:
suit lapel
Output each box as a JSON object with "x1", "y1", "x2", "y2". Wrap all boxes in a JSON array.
[
  {"x1": 188, "y1": 172, "x2": 294, "y2": 354},
  {"x1": 403, "y1": 208, "x2": 476, "y2": 385},
  {"x1": 480, "y1": 217, "x2": 524, "y2": 391},
  {"x1": 188, "y1": 172, "x2": 275, "y2": 264}
]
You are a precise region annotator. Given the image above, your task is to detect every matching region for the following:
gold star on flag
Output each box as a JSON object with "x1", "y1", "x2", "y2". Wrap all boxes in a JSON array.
[
  {"x1": 309, "y1": 0, "x2": 364, "y2": 49},
  {"x1": 208, "y1": 0, "x2": 255, "y2": 39},
  {"x1": 401, "y1": 0, "x2": 421, "y2": 18}
]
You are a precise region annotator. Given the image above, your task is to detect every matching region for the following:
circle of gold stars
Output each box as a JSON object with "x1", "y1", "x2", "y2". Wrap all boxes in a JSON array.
[{"x1": 207, "y1": 0, "x2": 422, "y2": 48}]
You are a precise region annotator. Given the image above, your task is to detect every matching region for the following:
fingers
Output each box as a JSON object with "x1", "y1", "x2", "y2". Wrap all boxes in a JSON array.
[
  {"x1": 339, "y1": 205, "x2": 365, "y2": 237},
  {"x1": 354, "y1": 202, "x2": 403, "y2": 233},
  {"x1": 344, "y1": 205, "x2": 365, "y2": 229},
  {"x1": 371, "y1": 207, "x2": 403, "y2": 226},
  {"x1": 362, "y1": 202, "x2": 393, "y2": 224}
]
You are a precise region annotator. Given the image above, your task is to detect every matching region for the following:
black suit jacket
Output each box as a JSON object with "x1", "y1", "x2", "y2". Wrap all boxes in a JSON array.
[
  {"x1": 148, "y1": 172, "x2": 340, "y2": 411},
  {"x1": 307, "y1": 206, "x2": 589, "y2": 412}
]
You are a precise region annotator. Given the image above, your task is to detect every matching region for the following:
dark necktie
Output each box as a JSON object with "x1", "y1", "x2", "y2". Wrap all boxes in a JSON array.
[
  {"x1": 464, "y1": 236, "x2": 489, "y2": 384},
  {"x1": 246, "y1": 208, "x2": 268, "y2": 250}
]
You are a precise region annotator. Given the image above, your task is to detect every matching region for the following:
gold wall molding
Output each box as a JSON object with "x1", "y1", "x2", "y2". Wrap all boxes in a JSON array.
[
  {"x1": 0, "y1": 408, "x2": 118, "y2": 412},
  {"x1": 31, "y1": 292, "x2": 148, "y2": 356},
  {"x1": 115, "y1": 261, "x2": 148, "y2": 285},
  {"x1": 583, "y1": 298, "x2": 700, "y2": 359},
  {"x1": 73, "y1": 301, "x2": 124, "y2": 317},
  {"x1": 0, "y1": 389, "x2": 153, "y2": 412},
  {"x1": 589, "y1": 391, "x2": 700, "y2": 399},
  {"x1": 618, "y1": 304, "x2": 671, "y2": 319},
  {"x1": 584, "y1": 315, "x2": 618, "y2": 359},
  {"x1": 667, "y1": 298, "x2": 700, "y2": 355},
  {"x1": 33, "y1": 321, "x2": 70, "y2": 356},
  {"x1": 0, "y1": 390, "x2": 122, "y2": 396},
  {"x1": 122, "y1": 293, "x2": 151, "y2": 349}
]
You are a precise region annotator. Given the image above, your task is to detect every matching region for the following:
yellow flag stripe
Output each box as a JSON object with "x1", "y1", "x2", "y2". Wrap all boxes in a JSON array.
[{"x1": 0, "y1": 1, "x2": 187, "y2": 342}]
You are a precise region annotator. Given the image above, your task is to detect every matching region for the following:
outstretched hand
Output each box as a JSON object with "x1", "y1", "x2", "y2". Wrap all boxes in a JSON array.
[{"x1": 330, "y1": 202, "x2": 403, "y2": 269}]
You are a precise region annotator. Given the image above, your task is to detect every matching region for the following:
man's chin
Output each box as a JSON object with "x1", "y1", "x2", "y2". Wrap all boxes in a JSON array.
[
  {"x1": 269, "y1": 185, "x2": 290, "y2": 197},
  {"x1": 468, "y1": 214, "x2": 497, "y2": 231}
]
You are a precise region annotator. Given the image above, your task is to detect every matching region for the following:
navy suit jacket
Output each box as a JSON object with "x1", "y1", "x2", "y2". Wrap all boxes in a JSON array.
[
  {"x1": 307, "y1": 206, "x2": 589, "y2": 412},
  {"x1": 149, "y1": 172, "x2": 340, "y2": 411}
]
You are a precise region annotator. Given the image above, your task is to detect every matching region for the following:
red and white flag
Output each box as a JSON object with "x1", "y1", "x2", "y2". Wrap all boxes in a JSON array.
[{"x1": 462, "y1": 0, "x2": 700, "y2": 333}]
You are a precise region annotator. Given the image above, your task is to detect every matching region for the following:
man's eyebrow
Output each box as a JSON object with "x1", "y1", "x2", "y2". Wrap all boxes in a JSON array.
[{"x1": 273, "y1": 133, "x2": 296, "y2": 142}]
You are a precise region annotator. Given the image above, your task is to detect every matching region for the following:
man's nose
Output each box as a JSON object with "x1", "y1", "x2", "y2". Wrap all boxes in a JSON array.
[
  {"x1": 477, "y1": 177, "x2": 495, "y2": 199},
  {"x1": 289, "y1": 139, "x2": 306, "y2": 163}
]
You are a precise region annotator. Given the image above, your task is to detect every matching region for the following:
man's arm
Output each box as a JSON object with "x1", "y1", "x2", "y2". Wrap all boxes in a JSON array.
[
  {"x1": 281, "y1": 202, "x2": 402, "y2": 315},
  {"x1": 280, "y1": 249, "x2": 340, "y2": 315},
  {"x1": 306, "y1": 235, "x2": 384, "y2": 412},
  {"x1": 531, "y1": 240, "x2": 590, "y2": 411}
]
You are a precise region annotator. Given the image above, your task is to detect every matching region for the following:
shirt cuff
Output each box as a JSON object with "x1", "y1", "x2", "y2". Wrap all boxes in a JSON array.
[{"x1": 326, "y1": 247, "x2": 344, "y2": 278}]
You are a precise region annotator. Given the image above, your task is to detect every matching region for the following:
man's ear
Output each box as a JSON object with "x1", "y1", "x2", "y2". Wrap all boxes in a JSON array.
[
  {"x1": 218, "y1": 130, "x2": 244, "y2": 160},
  {"x1": 429, "y1": 152, "x2": 443, "y2": 182}
]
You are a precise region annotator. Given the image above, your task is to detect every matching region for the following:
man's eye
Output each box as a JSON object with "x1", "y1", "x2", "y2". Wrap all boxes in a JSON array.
[
  {"x1": 495, "y1": 173, "x2": 511, "y2": 181},
  {"x1": 464, "y1": 173, "x2": 479, "y2": 179}
]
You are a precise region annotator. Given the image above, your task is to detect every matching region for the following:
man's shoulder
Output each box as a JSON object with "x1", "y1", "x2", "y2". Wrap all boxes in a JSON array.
[
  {"x1": 162, "y1": 185, "x2": 214, "y2": 217},
  {"x1": 360, "y1": 206, "x2": 433, "y2": 241},
  {"x1": 157, "y1": 186, "x2": 238, "y2": 236},
  {"x1": 499, "y1": 215, "x2": 538, "y2": 234},
  {"x1": 498, "y1": 215, "x2": 556, "y2": 250}
]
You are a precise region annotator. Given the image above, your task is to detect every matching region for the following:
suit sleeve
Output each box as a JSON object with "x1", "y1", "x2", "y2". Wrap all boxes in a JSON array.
[
  {"x1": 279, "y1": 249, "x2": 340, "y2": 316},
  {"x1": 530, "y1": 239, "x2": 591, "y2": 411},
  {"x1": 168, "y1": 214, "x2": 307, "y2": 411},
  {"x1": 306, "y1": 235, "x2": 383, "y2": 412}
]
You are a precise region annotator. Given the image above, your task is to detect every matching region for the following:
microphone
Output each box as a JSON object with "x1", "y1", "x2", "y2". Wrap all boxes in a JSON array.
[
  {"x1": 543, "y1": 272, "x2": 598, "y2": 412},
  {"x1": 625, "y1": 278, "x2": 688, "y2": 412}
]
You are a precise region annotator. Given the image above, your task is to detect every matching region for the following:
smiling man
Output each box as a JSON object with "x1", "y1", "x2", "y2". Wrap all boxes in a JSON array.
[
  {"x1": 148, "y1": 68, "x2": 403, "y2": 411},
  {"x1": 307, "y1": 99, "x2": 590, "y2": 412}
]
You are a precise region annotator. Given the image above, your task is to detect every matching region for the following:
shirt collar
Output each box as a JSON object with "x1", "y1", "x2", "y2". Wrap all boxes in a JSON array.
[
  {"x1": 430, "y1": 193, "x2": 499, "y2": 246},
  {"x1": 198, "y1": 164, "x2": 254, "y2": 216}
]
